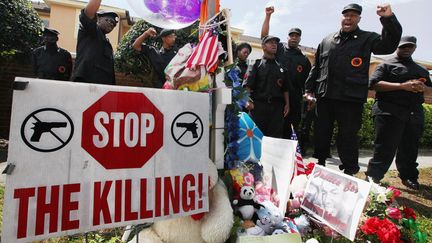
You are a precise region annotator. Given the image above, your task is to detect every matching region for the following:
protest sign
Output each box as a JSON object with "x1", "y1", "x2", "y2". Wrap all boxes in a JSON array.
[
  {"x1": 301, "y1": 165, "x2": 371, "y2": 241},
  {"x1": 2, "y1": 78, "x2": 210, "y2": 242}
]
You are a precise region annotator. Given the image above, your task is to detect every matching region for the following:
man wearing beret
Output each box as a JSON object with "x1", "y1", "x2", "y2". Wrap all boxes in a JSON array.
[
  {"x1": 243, "y1": 36, "x2": 290, "y2": 138},
  {"x1": 366, "y1": 36, "x2": 432, "y2": 189},
  {"x1": 261, "y1": 6, "x2": 312, "y2": 141},
  {"x1": 32, "y1": 28, "x2": 72, "y2": 81},
  {"x1": 133, "y1": 28, "x2": 179, "y2": 88},
  {"x1": 304, "y1": 3, "x2": 402, "y2": 175},
  {"x1": 72, "y1": 0, "x2": 119, "y2": 85}
]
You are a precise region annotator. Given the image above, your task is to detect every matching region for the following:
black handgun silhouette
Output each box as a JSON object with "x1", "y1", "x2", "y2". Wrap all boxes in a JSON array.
[
  {"x1": 31, "y1": 121, "x2": 67, "y2": 142},
  {"x1": 176, "y1": 121, "x2": 198, "y2": 138}
]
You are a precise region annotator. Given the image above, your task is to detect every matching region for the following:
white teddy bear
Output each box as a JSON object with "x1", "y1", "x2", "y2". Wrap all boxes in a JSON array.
[{"x1": 128, "y1": 160, "x2": 233, "y2": 243}]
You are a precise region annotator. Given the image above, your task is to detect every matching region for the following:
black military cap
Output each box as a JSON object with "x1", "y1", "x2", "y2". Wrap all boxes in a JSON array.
[
  {"x1": 342, "y1": 3, "x2": 362, "y2": 15},
  {"x1": 398, "y1": 36, "x2": 417, "y2": 47},
  {"x1": 97, "y1": 11, "x2": 119, "y2": 23},
  {"x1": 159, "y1": 29, "x2": 175, "y2": 38},
  {"x1": 43, "y1": 28, "x2": 60, "y2": 36},
  {"x1": 288, "y1": 28, "x2": 302, "y2": 36},
  {"x1": 236, "y1": 42, "x2": 252, "y2": 53},
  {"x1": 261, "y1": 35, "x2": 280, "y2": 44}
]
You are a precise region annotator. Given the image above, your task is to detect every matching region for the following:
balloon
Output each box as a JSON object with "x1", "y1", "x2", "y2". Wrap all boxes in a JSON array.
[{"x1": 126, "y1": 0, "x2": 201, "y2": 29}]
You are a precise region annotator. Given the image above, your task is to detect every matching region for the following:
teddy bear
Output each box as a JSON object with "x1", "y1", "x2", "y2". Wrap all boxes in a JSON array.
[
  {"x1": 129, "y1": 160, "x2": 233, "y2": 243},
  {"x1": 232, "y1": 185, "x2": 262, "y2": 221}
]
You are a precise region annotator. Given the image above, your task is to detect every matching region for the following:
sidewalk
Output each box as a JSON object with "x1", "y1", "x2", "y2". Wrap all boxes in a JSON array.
[
  {"x1": 0, "y1": 150, "x2": 431, "y2": 184},
  {"x1": 304, "y1": 149, "x2": 432, "y2": 173}
]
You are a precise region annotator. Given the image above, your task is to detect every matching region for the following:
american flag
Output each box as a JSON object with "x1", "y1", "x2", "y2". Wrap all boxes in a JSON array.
[
  {"x1": 290, "y1": 125, "x2": 306, "y2": 176},
  {"x1": 185, "y1": 29, "x2": 219, "y2": 71}
]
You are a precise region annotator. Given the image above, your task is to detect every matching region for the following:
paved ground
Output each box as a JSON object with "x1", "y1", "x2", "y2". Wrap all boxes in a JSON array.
[{"x1": 0, "y1": 149, "x2": 431, "y2": 184}]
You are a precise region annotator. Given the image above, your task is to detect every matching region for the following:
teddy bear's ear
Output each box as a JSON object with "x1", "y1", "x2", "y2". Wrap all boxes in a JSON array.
[{"x1": 208, "y1": 159, "x2": 218, "y2": 189}]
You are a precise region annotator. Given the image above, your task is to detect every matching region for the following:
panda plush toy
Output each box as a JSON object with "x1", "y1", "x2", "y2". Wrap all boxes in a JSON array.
[{"x1": 232, "y1": 185, "x2": 262, "y2": 221}]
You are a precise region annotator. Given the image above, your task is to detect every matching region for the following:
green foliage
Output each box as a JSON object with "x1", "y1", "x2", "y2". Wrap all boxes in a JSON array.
[
  {"x1": 331, "y1": 99, "x2": 432, "y2": 148},
  {"x1": 115, "y1": 20, "x2": 199, "y2": 87},
  {"x1": 0, "y1": 0, "x2": 43, "y2": 58},
  {"x1": 420, "y1": 104, "x2": 432, "y2": 147}
]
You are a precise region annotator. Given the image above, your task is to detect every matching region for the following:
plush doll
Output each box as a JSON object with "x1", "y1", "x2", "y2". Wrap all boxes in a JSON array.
[
  {"x1": 255, "y1": 207, "x2": 273, "y2": 235},
  {"x1": 129, "y1": 160, "x2": 233, "y2": 243},
  {"x1": 232, "y1": 185, "x2": 262, "y2": 221}
]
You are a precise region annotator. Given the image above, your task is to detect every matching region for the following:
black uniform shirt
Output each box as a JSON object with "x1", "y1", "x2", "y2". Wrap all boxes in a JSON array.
[
  {"x1": 244, "y1": 58, "x2": 290, "y2": 102},
  {"x1": 32, "y1": 46, "x2": 72, "y2": 81},
  {"x1": 305, "y1": 15, "x2": 402, "y2": 103},
  {"x1": 369, "y1": 56, "x2": 432, "y2": 121},
  {"x1": 276, "y1": 43, "x2": 311, "y2": 109},
  {"x1": 72, "y1": 9, "x2": 115, "y2": 85},
  {"x1": 141, "y1": 45, "x2": 178, "y2": 88}
]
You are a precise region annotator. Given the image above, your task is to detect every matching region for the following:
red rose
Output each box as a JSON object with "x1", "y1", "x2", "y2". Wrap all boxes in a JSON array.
[
  {"x1": 403, "y1": 207, "x2": 417, "y2": 220},
  {"x1": 361, "y1": 217, "x2": 402, "y2": 243},
  {"x1": 386, "y1": 207, "x2": 402, "y2": 220}
]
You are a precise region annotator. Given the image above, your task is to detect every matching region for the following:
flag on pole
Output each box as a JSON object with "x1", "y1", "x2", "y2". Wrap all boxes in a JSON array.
[
  {"x1": 290, "y1": 125, "x2": 306, "y2": 176},
  {"x1": 185, "y1": 30, "x2": 219, "y2": 71}
]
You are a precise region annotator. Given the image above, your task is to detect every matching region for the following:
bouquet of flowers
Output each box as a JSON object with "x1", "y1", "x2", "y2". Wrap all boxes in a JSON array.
[{"x1": 357, "y1": 183, "x2": 427, "y2": 243}]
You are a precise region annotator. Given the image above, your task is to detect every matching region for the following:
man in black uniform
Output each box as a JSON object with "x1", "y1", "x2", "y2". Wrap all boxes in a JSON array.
[
  {"x1": 304, "y1": 3, "x2": 402, "y2": 175},
  {"x1": 72, "y1": 0, "x2": 119, "y2": 85},
  {"x1": 261, "y1": 7, "x2": 312, "y2": 140},
  {"x1": 366, "y1": 36, "x2": 432, "y2": 189},
  {"x1": 32, "y1": 28, "x2": 72, "y2": 81},
  {"x1": 133, "y1": 28, "x2": 178, "y2": 88},
  {"x1": 243, "y1": 35, "x2": 290, "y2": 138}
]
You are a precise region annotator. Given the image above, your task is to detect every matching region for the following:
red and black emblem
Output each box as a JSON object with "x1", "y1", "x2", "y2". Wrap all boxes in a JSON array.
[
  {"x1": 276, "y1": 79, "x2": 283, "y2": 87},
  {"x1": 418, "y1": 77, "x2": 427, "y2": 83},
  {"x1": 351, "y1": 57, "x2": 362, "y2": 67},
  {"x1": 58, "y1": 66, "x2": 66, "y2": 73},
  {"x1": 296, "y1": 65, "x2": 303, "y2": 73}
]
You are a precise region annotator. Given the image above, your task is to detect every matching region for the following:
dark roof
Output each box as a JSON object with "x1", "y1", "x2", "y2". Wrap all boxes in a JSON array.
[{"x1": 32, "y1": 1, "x2": 50, "y2": 13}]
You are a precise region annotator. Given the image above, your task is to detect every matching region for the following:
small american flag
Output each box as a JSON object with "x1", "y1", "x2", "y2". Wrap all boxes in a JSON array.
[
  {"x1": 290, "y1": 125, "x2": 306, "y2": 176},
  {"x1": 186, "y1": 29, "x2": 219, "y2": 71}
]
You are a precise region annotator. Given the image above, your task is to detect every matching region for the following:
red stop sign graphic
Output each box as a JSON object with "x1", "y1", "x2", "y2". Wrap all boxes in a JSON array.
[{"x1": 82, "y1": 91, "x2": 163, "y2": 169}]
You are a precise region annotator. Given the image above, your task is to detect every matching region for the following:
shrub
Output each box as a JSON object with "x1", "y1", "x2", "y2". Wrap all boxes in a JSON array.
[{"x1": 115, "y1": 20, "x2": 199, "y2": 87}]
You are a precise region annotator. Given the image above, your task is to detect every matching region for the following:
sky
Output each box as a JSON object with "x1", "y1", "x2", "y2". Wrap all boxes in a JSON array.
[{"x1": 98, "y1": 0, "x2": 431, "y2": 61}]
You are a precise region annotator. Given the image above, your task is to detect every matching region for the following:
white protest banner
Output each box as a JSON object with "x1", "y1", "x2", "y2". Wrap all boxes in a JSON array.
[
  {"x1": 2, "y1": 78, "x2": 210, "y2": 242},
  {"x1": 260, "y1": 136, "x2": 296, "y2": 213},
  {"x1": 301, "y1": 165, "x2": 371, "y2": 241}
]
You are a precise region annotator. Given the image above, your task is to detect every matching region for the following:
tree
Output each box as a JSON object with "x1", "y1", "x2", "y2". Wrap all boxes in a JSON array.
[
  {"x1": 115, "y1": 20, "x2": 199, "y2": 87},
  {"x1": 0, "y1": 0, "x2": 43, "y2": 58}
]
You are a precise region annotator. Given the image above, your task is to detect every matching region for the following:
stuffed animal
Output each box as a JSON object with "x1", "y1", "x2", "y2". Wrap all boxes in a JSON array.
[
  {"x1": 129, "y1": 160, "x2": 233, "y2": 243},
  {"x1": 255, "y1": 207, "x2": 273, "y2": 235},
  {"x1": 233, "y1": 185, "x2": 262, "y2": 220}
]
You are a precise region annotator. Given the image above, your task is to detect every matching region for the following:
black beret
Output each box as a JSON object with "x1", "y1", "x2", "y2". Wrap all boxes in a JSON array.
[
  {"x1": 342, "y1": 3, "x2": 362, "y2": 15},
  {"x1": 97, "y1": 11, "x2": 119, "y2": 22},
  {"x1": 261, "y1": 35, "x2": 280, "y2": 44},
  {"x1": 288, "y1": 28, "x2": 302, "y2": 36},
  {"x1": 159, "y1": 29, "x2": 175, "y2": 38},
  {"x1": 43, "y1": 28, "x2": 59, "y2": 36},
  {"x1": 398, "y1": 36, "x2": 417, "y2": 47}
]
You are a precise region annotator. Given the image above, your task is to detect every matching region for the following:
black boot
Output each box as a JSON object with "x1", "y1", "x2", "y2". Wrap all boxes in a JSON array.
[{"x1": 318, "y1": 159, "x2": 326, "y2": 166}]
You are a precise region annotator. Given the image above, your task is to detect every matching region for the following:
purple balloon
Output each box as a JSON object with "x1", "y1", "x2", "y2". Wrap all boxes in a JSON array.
[{"x1": 143, "y1": 0, "x2": 201, "y2": 24}]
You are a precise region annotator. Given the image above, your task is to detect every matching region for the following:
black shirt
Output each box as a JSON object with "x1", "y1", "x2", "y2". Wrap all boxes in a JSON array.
[
  {"x1": 305, "y1": 15, "x2": 402, "y2": 103},
  {"x1": 72, "y1": 9, "x2": 116, "y2": 85},
  {"x1": 369, "y1": 56, "x2": 432, "y2": 121},
  {"x1": 140, "y1": 44, "x2": 178, "y2": 88},
  {"x1": 276, "y1": 43, "x2": 311, "y2": 109},
  {"x1": 244, "y1": 58, "x2": 290, "y2": 102},
  {"x1": 32, "y1": 46, "x2": 72, "y2": 81}
]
